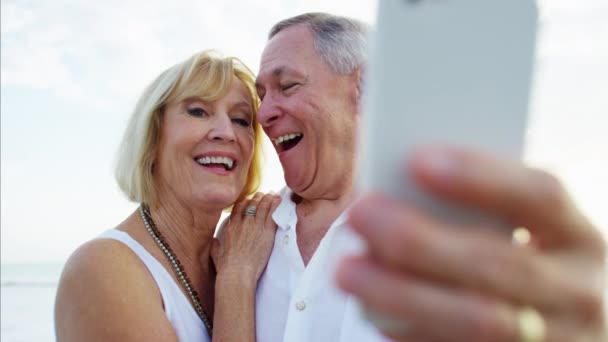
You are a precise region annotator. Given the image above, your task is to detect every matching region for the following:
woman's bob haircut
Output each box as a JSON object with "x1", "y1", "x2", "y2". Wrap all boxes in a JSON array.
[{"x1": 115, "y1": 50, "x2": 264, "y2": 207}]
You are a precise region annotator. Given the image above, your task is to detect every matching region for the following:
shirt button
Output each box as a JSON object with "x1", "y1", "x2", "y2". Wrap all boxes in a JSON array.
[
  {"x1": 283, "y1": 235, "x2": 289, "y2": 245},
  {"x1": 295, "y1": 301, "x2": 306, "y2": 311}
]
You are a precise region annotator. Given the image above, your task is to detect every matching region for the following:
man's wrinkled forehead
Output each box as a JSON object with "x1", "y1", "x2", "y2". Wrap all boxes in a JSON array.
[
  {"x1": 257, "y1": 26, "x2": 313, "y2": 88},
  {"x1": 255, "y1": 65, "x2": 301, "y2": 89},
  {"x1": 259, "y1": 25, "x2": 314, "y2": 69}
]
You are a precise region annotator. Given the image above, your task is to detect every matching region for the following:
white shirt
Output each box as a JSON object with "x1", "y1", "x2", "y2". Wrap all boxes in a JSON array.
[{"x1": 255, "y1": 188, "x2": 389, "y2": 342}]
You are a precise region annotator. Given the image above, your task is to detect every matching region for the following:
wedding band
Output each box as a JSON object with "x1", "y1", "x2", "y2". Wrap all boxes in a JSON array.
[
  {"x1": 244, "y1": 205, "x2": 257, "y2": 217},
  {"x1": 517, "y1": 307, "x2": 545, "y2": 342},
  {"x1": 363, "y1": 307, "x2": 409, "y2": 336}
]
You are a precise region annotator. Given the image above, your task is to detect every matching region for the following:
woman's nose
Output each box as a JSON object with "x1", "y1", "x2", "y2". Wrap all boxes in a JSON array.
[{"x1": 208, "y1": 115, "x2": 236, "y2": 142}]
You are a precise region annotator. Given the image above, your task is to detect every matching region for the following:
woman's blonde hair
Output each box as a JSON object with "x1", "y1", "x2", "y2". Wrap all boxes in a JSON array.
[{"x1": 115, "y1": 50, "x2": 264, "y2": 206}]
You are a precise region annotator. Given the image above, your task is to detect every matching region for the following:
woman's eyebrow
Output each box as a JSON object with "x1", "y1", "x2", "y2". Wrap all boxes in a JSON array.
[{"x1": 231, "y1": 101, "x2": 253, "y2": 112}]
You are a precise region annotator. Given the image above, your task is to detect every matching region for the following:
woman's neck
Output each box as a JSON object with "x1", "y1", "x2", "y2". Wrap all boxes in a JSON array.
[
  {"x1": 148, "y1": 192, "x2": 221, "y2": 275},
  {"x1": 146, "y1": 189, "x2": 224, "y2": 315}
]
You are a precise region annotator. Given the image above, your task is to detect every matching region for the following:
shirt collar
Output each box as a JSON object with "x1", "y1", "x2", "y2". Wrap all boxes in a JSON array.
[
  {"x1": 271, "y1": 187, "x2": 351, "y2": 232},
  {"x1": 271, "y1": 187, "x2": 298, "y2": 231}
]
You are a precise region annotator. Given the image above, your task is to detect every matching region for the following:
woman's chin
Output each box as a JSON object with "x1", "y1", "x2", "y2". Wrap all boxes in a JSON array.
[{"x1": 194, "y1": 189, "x2": 239, "y2": 209}]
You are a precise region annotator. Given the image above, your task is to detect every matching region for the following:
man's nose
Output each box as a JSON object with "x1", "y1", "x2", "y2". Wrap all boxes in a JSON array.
[{"x1": 257, "y1": 95, "x2": 283, "y2": 127}]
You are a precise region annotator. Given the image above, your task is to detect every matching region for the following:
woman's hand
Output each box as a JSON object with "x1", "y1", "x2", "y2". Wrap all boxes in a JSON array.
[
  {"x1": 211, "y1": 193, "x2": 280, "y2": 341},
  {"x1": 336, "y1": 146, "x2": 606, "y2": 342},
  {"x1": 211, "y1": 192, "x2": 281, "y2": 286}
]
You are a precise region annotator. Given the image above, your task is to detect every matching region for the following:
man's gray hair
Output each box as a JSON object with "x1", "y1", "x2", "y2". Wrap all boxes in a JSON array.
[{"x1": 269, "y1": 12, "x2": 368, "y2": 75}]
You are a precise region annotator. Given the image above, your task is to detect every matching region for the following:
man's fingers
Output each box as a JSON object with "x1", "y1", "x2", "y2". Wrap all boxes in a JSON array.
[
  {"x1": 335, "y1": 256, "x2": 517, "y2": 342},
  {"x1": 408, "y1": 146, "x2": 601, "y2": 252},
  {"x1": 347, "y1": 194, "x2": 591, "y2": 312},
  {"x1": 336, "y1": 255, "x2": 587, "y2": 342}
]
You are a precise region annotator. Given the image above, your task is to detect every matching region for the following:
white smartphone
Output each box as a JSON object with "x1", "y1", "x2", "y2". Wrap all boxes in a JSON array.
[
  {"x1": 359, "y1": 0, "x2": 538, "y2": 228},
  {"x1": 357, "y1": 0, "x2": 538, "y2": 333}
]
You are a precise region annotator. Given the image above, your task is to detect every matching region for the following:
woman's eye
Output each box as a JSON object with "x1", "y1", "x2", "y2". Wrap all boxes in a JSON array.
[
  {"x1": 232, "y1": 118, "x2": 251, "y2": 127},
  {"x1": 186, "y1": 108, "x2": 207, "y2": 117}
]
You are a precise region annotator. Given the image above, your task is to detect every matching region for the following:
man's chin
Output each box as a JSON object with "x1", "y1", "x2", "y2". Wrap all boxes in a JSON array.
[
  {"x1": 285, "y1": 177, "x2": 307, "y2": 194},
  {"x1": 285, "y1": 179, "x2": 316, "y2": 202}
]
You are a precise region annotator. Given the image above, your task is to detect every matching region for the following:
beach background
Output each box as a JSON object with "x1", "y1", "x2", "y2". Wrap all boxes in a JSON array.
[
  {"x1": 2, "y1": 1, "x2": 607, "y2": 341},
  {"x1": 1, "y1": 264, "x2": 62, "y2": 341}
]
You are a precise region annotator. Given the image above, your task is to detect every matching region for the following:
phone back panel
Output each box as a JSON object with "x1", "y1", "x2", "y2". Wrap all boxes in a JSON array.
[{"x1": 360, "y1": 0, "x2": 538, "y2": 226}]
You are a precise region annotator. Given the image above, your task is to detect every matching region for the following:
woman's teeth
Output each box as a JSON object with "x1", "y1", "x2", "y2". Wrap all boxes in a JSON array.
[{"x1": 196, "y1": 156, "x2": 234, "y2": 170}]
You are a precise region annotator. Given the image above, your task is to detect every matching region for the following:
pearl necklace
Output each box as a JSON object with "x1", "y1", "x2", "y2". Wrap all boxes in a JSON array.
[{"x1": 139, "y1": 204, "x2": 213, "y2": 336}]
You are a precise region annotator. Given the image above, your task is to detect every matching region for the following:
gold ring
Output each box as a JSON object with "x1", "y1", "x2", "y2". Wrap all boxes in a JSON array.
[
  {"x1": 363, "y1": 307, "x2": 409, "y2": 336},
  {"x1": 517, "y1": 307, "x2": 545, "y2": 342}
]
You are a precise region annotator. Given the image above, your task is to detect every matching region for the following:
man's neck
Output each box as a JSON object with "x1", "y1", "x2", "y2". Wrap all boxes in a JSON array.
[{"x1": 294, "y1": 187, "x2": 356, "y2": 265}]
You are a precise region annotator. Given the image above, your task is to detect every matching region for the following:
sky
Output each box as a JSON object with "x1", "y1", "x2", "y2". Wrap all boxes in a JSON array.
[{"x1": 1, "y1": 0, "x2": 606, "y2": 264}]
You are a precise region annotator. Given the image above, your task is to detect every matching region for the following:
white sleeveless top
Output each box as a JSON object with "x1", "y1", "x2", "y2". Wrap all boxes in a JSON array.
[{"x1": 98, "y1": 229, "x2": 210, "y2": 342}]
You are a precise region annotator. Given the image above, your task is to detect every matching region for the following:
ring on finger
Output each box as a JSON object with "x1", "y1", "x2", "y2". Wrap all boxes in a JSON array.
[
  {"x1": 244, "y1": 205, "x2": 257, "y2": 217},
  {"x1": 363, "y1": 307, "x2": 409, "y2": 336},
  {"x1": 517, "y1": 306, "x2": 545, "y2": 342}
]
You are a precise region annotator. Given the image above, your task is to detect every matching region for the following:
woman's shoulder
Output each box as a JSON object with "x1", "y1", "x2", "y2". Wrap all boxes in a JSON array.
[
  {"x1": 54, "y1": 230, "x2": 175, "y2": 341},
  {"x1": 59, "y1": 211, "x2": 154, "y2": 288},
  {"x1": 57, "y1": 231, "x2": 159, "y2": 301},
  {"x1": 63, "y1": 232, "x2": 144, "y2": 277}
]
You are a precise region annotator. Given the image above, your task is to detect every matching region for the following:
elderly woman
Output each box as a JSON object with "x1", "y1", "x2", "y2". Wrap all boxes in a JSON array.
[{"x1": 55, "y1": 50, "x2": 279, "y2": 341}]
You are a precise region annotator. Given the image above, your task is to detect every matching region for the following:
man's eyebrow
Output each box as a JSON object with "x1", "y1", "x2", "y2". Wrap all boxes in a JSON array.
[
  {"x1": 255, "y1": 65, "x2": 301, "y2": 89},
  {"x1": 256, "y1": 66, "x2": 285, "y2": 90}
]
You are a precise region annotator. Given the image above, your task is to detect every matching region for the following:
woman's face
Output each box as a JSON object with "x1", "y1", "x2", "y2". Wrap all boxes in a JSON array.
[{"x1": 154, "y1": 77, "x2": 256, "y2": 210}]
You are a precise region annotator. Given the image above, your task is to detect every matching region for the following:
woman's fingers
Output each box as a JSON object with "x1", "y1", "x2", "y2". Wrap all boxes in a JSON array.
[
  {"x1": 230, "y1": 192, "x2": 257, "y2": 223},
  {"x1": 265, "y1": 195, "x2": 281, "y2": 231},
  {"x1": 217, "y1": 192, "x2": 280, "y2": 281},
  {"x1": 254, "y1": 193, "x2": 276, "y2": 227}
]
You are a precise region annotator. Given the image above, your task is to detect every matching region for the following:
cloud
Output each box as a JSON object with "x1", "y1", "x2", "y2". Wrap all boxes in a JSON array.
[
  {"x1": 0, "y1": 1, "x2": 253, "y2": 108},
  {"x1": 2, "y1": 0, "x2": 606, "y2": 263}
]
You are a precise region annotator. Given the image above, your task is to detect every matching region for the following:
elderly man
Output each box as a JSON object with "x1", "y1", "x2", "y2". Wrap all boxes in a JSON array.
[{"x1": 254, "y1": 12, "x2": 606, "y2": 342}]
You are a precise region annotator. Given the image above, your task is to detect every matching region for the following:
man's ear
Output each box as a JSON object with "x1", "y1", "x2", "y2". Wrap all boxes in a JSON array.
[
  {"x1": 351, "y1": 66, "x2": 365, "y2": 114},
  {"x1": 354, "y1": 66, "x2": 364, "y2": 100}
]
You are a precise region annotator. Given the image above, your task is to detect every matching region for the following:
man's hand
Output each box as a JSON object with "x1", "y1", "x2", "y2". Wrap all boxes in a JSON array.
[{"x1": 337, "y1": 146, "x2": 606, "y2": 341}]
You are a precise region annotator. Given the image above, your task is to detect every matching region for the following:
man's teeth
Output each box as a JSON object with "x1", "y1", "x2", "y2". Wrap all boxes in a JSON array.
[
  {"x1": 196, "y1": 156, "x2": 234, "y2": 170},
  {"x1": 273, "y1": 133, "x2": 302, "y2": 146}
]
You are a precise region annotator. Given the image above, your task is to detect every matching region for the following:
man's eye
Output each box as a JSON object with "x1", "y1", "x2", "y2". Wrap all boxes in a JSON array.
[
  {"x1": 186, "y1": 108, "x2": 207, "y2": 117},
  {"x1": 232, "y1": 118, "x2": 251, "y2": 127},
  {"x1": 281, "y1": 83, "x2": 299, "y2": 92},
  {"x1": 256, "y1": 89, "x2": 265, "y2": 101}
]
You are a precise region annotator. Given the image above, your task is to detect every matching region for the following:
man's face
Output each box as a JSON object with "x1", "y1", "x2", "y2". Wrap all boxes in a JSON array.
[{"x1": 256, "y1": 24, "x2": 360, "y2": 200}]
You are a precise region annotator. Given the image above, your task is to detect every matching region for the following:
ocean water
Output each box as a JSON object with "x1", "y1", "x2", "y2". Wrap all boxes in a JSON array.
[{"x1": 1, "y1": 263, "x2": 64, "y2": 342}]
